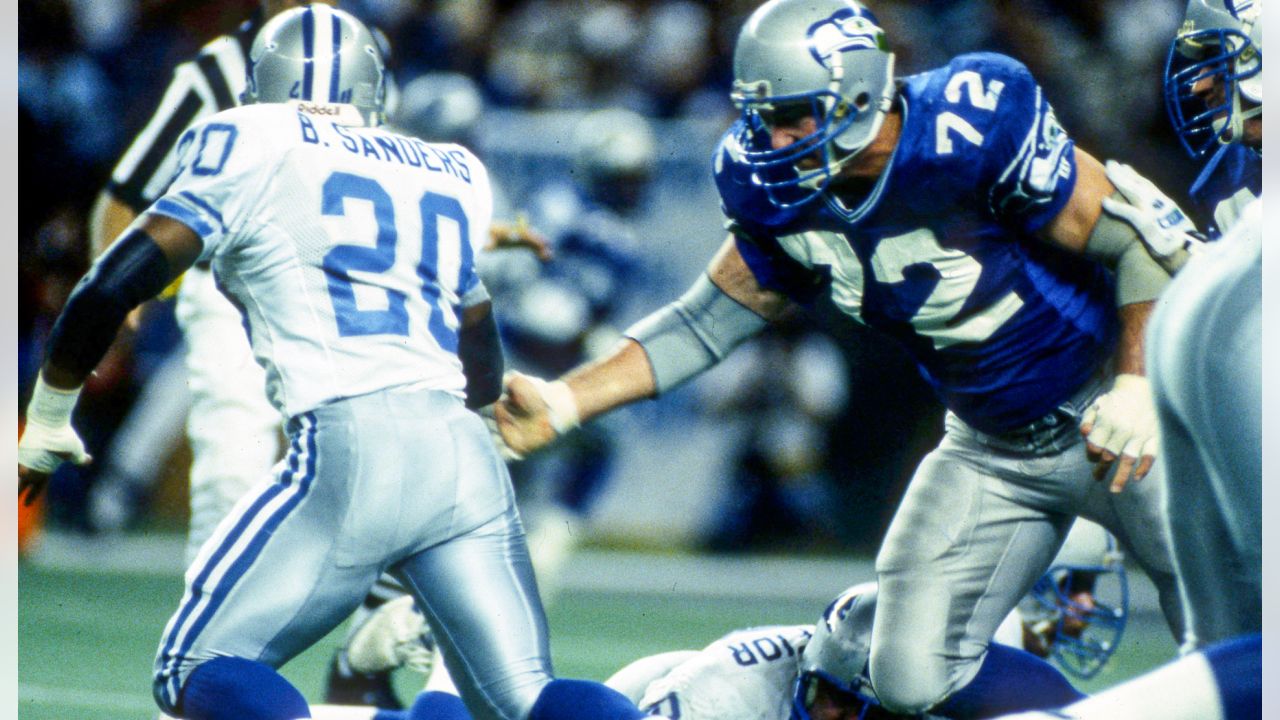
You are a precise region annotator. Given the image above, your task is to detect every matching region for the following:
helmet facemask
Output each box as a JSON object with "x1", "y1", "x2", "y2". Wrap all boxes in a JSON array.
[
  {"x1": 1163, "y1": 1, "x2": 1262, "y2": 157},
  {"x1": 1023, "y1": 559, "x2": 1129, "y2": 680},
  {"x1": 730, "y1": 0, "x2": 896, "y2": 210},
  {"x1": 791, "y1": 669, "x2": 894, "y2": 720}
]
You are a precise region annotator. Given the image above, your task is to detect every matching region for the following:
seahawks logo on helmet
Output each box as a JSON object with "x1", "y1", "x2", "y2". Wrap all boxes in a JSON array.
[{"x1": 806, "y1": 8, "x2": 887, "y2": 67}]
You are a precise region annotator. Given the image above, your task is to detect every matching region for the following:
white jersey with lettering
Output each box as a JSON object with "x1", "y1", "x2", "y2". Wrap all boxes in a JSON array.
[
  {"x1": 151, "y1": 101, "x2": 493, "y2": 418},
  {"x1": 607, "y1": 625, "x2": 812, "y2": 720}
]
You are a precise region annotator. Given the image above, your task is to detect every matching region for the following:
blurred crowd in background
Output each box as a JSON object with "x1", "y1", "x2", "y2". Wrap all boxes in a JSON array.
[{"x1": 19, "y1": 0, "x2": 1200, "y2": 554}]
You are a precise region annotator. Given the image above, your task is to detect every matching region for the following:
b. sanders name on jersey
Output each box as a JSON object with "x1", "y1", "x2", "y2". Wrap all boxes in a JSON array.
[{"x1": 295, "y1": 111, "x2": 473, "y2": 184}]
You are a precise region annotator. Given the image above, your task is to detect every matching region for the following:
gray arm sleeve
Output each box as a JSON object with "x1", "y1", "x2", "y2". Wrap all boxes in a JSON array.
[
  {"x1": 1085, "y1": 193, "x2": 1174, "y2": 307},
  {"x1": 624, "y1": 273, "x2": 769, "y2": 394}
]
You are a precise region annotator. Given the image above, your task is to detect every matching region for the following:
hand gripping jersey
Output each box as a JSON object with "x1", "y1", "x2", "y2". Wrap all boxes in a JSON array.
[
  {"x1": 625, "y1": 625, "x2": 813, "y2": 720},
  {"x1": 152, "y1": 102, "x2": 493, "y2": 418},
  {"x1": 718, "y1": 53, "x2": 1117, "y2": 434},
  {"x1": 1188, "y1": 142, "x2": 1261, "y2": 237}
]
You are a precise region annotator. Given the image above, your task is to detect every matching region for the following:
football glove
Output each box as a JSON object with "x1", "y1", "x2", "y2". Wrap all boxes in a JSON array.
[
  {"x1": 1080, "y1": 374, "x2": 1158, "y2": 493},
  {"x1": 1100, "y1": 160, "x2": 1204, "y2": 274}
]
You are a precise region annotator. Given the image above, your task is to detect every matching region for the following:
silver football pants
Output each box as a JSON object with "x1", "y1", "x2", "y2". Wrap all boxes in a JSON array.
[
  {"x1": 1149, "y1": 233, "x2": 1261, "y2": 650},
  {"x1": 869, "y1": 381, "x2": 1184, "y2": 713},
  {"x1": 153, "y1": 388, "x2": 551, "y2": 720}
]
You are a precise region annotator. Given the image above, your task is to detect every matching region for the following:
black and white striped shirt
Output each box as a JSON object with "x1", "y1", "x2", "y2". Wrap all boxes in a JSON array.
[{"x1": 106, "y1": 18, "x2": 258, "y2": 212}]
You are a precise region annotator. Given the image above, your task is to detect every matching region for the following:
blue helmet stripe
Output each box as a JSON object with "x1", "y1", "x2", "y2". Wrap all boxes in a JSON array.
[
  {"x1": 301, "y1": 5, "x2": 315, "y2": 99},
  {"x1": 329, "y1": 14, "x2": 342, "y2": 102}
]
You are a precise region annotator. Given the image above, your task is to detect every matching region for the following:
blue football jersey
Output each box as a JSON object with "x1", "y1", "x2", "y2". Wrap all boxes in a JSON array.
[
  {"x1": 1189, "y1": 142, "x2": 1261, "y2": 238},
  {"x1": 716, "y1": 53, "x2": 1116, "y2": 434}
]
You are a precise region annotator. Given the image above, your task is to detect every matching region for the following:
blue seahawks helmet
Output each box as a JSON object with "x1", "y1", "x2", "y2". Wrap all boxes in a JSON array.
[
  {"x1": 730, "y1": 0, "x2": 895, "y2": 210},
  {"x1": 1164, "y1": 0, "x2": 1262, "y2": 157},
  {"x1": 792, "y1": 583, "x2": 916, "y2": 720},
  {"x1": 1022, "y1": 522, "x2": 1129, "y2": 680},
  {"x1": 242, "y1": 4, "x2": 387, "y2": 125}
]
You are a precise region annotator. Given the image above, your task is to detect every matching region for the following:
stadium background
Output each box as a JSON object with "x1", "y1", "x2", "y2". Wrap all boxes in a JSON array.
[{"x1": 20, "y1": 0, "x2": 1193, "y2": 716}]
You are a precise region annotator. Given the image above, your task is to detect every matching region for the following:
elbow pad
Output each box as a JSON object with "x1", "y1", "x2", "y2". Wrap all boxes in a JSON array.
[
  {"x1": 624, "y1": 274, "x2": 767, "y2": 394},
  {"x1": 1085, "y1": 204, "x2": 1173, "y2": 307},
  {"x1": 46, "y1": 229, "x2": 174, "y2": 381}
]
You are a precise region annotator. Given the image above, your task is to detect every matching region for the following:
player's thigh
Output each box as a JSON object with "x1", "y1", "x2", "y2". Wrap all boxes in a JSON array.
[
  {"x1": 1160, "y1": 412, "x2": 1259, "y2": 645},
  {"x1": 393, "y1": 507, "x2": 551, "y2": 720},
  {"x1": 154, "y1": 414, "x2": 376, "y2": 705},
  {"x1": 872, "y1": 434, "x2": 1070, "y2": 703}
]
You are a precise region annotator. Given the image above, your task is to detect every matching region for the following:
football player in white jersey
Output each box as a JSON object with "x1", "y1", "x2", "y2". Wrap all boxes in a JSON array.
[
  {"x1": 18, "y1": 7, "x2": 661, "y2": 720},
  {"x1": 86, "y1": 0, "x2": 431, "y2": 708}
]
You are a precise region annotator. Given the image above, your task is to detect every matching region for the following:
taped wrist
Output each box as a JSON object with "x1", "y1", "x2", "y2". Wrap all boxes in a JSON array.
[
  {"x1": 46, "y1": 228, "x2": 174, "y2": 381},
  {"x1": 624, "y1": 274, "x2": 767, "y2": 394},
  {"x1": 27, "y1": 374, "x2": 82, "y2": 428},
  {"x1": 1086, "y1": 206, "x2": 1172, "y2": 307}
]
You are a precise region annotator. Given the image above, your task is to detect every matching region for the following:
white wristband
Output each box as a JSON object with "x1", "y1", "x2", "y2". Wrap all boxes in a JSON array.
[
  {"x1": 528, "y1": 377, "x2": 580, "y2": 435},
  {"x1": 27, "y1": 375, "x2": 82, "y2": 428}
]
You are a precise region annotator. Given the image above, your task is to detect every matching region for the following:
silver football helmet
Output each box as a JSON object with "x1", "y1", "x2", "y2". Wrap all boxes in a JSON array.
[
  {"x1": 242, "y1": 4, "x2": 387, "y2": 125},
  {"x1": 730, "y1": 0, "x2": 895, "y2": 209},
  {"x1": 1164, "y1": 0, "x2": 1262, "y2": 156},
  {"x1": 792, "y1": 583, "x2": 914, "y2": 720},
  {"x1": 1021, "y1": 521, "x2": 1129, "y2": 680},
  {"x1": 571, "y1": 107, "x2": 657, "y2": 213},
  {"x1": 394, "y1": 72, "x2": 484, "y2": 144}
]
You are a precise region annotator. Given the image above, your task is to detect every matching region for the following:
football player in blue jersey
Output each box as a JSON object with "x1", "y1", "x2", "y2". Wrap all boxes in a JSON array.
[
  {"x1": 494, "y1": 0, "x2": 1192, "y2": 716},
  {"x1": 1162, "y1": 0, "x2": 1261, "y2": 235},
  {"x1": 1142, "y1": 0, "x2": 1263, "y2": 655},
  {"x1": 1030, "y1": 3, "x2": 1263, "y2": 719},
  {"x1": 992, "y1": 3, "x2": 1264, "y2": 719}
]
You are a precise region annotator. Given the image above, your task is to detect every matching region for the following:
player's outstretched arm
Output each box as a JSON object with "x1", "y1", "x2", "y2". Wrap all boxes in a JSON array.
[
  {"x1": 18, "y1": 214, "x2": 202, "y2": 504},
  {"x1": 1040, "y1": 148, "x2": 1167, "y2": 492},
  {"x1": 496, "y1": 235, "x2": 785, "y2": 456}
]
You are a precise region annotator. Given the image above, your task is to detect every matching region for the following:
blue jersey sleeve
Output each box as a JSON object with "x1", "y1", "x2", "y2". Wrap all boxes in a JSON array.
[
  {"x1": 926, "y1": 54, "x2": 1077, "y2": 234},
  {"x1": 713, "y1": 121, "x2": 828, "y2": 304}
]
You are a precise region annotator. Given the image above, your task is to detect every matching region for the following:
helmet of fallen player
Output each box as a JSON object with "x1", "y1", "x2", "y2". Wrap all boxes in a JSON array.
[
  {"x1": 729, "y1": 0, "x2": 895, "y2": 210},
  {"x1": 570, "y1": 107, "x2": 657, "y2": 215},
  {"x1": 792, "y1": 582, "x2": 917, "y2": 720},
  {"x1": 1020, "y1": 520, "x2": 1129, "y2": 680},
  {"x1": 1164, "y1": 0, "x2": 1262, "y2": 157},
  {"x1": 242, "y1": 4, "x2": 388, "y2": 126}
]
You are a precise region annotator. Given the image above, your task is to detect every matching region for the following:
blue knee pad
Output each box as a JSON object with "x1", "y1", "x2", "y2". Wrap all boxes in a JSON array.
[
  {"x1": 1204, "y1": 633, "x2": 1261, "y2": 720},
  {"x1": 178, "y1": 657, "x2": 310, "y2": 720},
  {"x1": 529, "y1": 679, "x2": 645, "y2": 720},
  {"x1": 402, "y1": 691, "x2": 471, "y2": 720},
  {"x1": 930, "y1": 643, "x2": 1085, "y2": 719}
]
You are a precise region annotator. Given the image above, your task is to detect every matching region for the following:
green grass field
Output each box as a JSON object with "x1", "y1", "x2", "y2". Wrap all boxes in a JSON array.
[{"x1": 18, "y1": 547, "x2": 1179, "y2": 719}]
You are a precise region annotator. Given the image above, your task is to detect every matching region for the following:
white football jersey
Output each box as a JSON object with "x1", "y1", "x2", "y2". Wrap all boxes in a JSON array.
[
  {"x1": 152, "y1": 101, "x2": 494, "y2": 417},
  {"x1": 608, "y1": 625, "x2": 812, "y2": 720}
]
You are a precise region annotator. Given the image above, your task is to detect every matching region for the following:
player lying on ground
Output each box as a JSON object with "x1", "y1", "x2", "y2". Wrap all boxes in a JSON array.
[{"x1": 312, "y1": 519, "x2": 1128, "y2": 720}]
